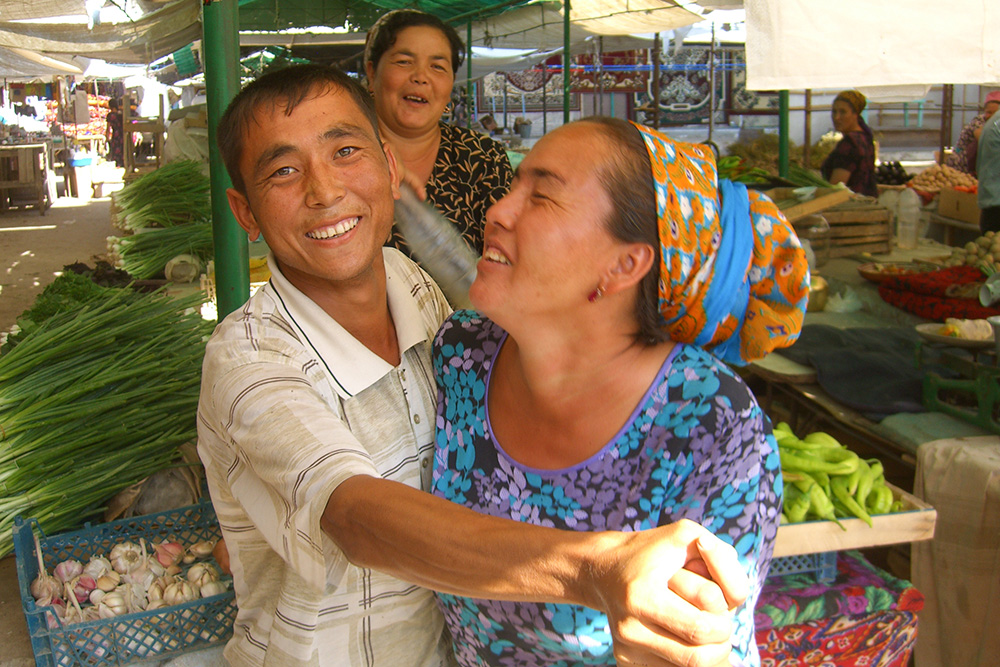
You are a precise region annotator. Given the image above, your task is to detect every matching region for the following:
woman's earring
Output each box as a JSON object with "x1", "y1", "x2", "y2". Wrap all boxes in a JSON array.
[
  {"x1": 588, "y1": 284, "x2": 604, "y2": 303},
  {"x1": 444, "y1": 103, "x2": 453, "y2": 114}
]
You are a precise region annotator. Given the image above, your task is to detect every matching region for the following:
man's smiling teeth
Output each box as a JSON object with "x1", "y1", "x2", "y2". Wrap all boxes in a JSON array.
[
  {"x1": 307, "y1": 218, "x2": 358, "y2": 239},
  {"x1": 483, "y1": 248, "x2": 510, "y2": 265}
]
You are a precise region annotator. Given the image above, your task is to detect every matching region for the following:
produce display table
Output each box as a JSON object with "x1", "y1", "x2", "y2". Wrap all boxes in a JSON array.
[
  {"x1": 911, "y1": 437, "x2": 1000, "y2": 667},
  {"x1": 757, "y1": 550, "x2": 924, "y2": 667},
  {"x1": 0, "y1": 143, "x2": 48, "y2": 215}
]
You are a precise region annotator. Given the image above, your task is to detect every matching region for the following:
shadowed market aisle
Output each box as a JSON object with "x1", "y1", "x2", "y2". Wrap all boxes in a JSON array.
[{"x1": 0, "y1": 196, "x2": 116, "y2": 667}]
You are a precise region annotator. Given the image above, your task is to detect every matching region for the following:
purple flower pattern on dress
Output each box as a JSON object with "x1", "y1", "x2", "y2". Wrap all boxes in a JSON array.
[{"x1": 432, "y1": 312, "x2": 781, "y2": 666}]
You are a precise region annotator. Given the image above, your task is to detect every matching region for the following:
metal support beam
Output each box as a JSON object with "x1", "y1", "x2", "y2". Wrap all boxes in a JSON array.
[
  {"x1": 779, "y1": 90, "x2": 790, "y2": 177},
  {"x1": 466, "y1": 22, "x2": 473, "y2": 130},
  {"x1": 940, "y1": 84, "x2": 954, "y2": 166},
  {"x1": 652, "y1": 33, "x2": 661, "y2": 128},
  {"x1": 202, "y1": 0, "x2": 248, "y2": 319},
  {"x1": 563, "y1": 0, "x2": 571, "y2": 125}
]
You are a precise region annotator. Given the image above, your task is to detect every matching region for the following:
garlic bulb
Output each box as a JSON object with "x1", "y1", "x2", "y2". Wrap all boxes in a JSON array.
[
  {"x1": 187, "y1": 540, "x2": 216, "y2": 560},
  {"x1": 199, "y1": 580, "x2": 228, "y2": 598},
  {"x1": 90, "y1": 589, "x2": 106, "y2": 606},
  {"x1": 147, "y1": 575, "x2": 176, "y2": 603},
  {"x1": 97, "y1": 590, "x2": 127, "y2": 618},
  {"x1": 63, "y1": 582, "x2": 85, "y2": 624},
  {"x1": 82, "y1": 556, "x2": 112, "y2": 580},
  {"x1": 71, "y1": 575, "x2": 97, "y2": 604},
  {"x1": 145, "y1": 599, "x2": 168, "y2": 611},
  {"x1": 30, "y1": 534, "x2": 62, "y2": 606},
  {"x1": 109, "y1": 542, "x2": 144, "y2": 574},
  {"x1": 117, "y1": 583, "x2": 147, "y2": 614},
  {"x1": 162, "y1": 580, "x2": 197, "y2": 606},
  {"x1": 53, "y1": 559, "x2": 83, "y2": 584},
  {"x1": 153, "y1": 541, "x2": 185, "y2": 568},
  {"x1": 185, "y1": 562, "x2": 220, "y2": 588},
  {"x1": 96, "y1": 571, "x2": 120, "y2": 592}
]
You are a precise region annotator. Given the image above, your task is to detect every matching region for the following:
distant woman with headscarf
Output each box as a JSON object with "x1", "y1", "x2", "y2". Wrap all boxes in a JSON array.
[
  {"x1": 822, "y1": 90, "x2": 878, "y2": 197},
  {"x1": 431, "y1": 117, "x2": 809, "y2": 666},
  {"x1": 945, "y1": 90, "x2": 1000, "y2": 177}
]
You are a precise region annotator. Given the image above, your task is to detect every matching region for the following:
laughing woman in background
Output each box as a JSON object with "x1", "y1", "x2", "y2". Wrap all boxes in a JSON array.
[{"x1": 364, "y1": 9, "x2": 512, "y2": 257}]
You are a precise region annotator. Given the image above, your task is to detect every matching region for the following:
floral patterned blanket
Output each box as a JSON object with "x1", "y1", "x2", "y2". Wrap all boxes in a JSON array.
[{"x1": 755, "y1": 551, "x2": 924, "y2": 667}]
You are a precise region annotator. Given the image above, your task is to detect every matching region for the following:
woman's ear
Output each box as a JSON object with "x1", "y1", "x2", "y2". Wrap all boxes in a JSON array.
[{"x1": 605, "y1": 243, "x2": 655, "y2": 295}]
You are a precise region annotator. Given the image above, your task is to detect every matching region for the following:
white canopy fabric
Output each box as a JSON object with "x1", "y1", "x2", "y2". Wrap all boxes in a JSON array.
[
  {"x1": 0, "y1": 47, "x2": 83, "y2": 78},
  {"x1": 470, "y1": 1, "x2": 705, "y2": 51},
  {"x1": 0, "y1": 0, "x2": 200, "y2": 69},
  {"x1": 744, "y1": 0, "x2": 1000, "y2": 90}
]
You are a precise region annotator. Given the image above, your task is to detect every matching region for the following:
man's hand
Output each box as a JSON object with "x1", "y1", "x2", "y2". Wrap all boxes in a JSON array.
[{"x1": 588, "y1": 520, "x2": 749, "y2": 667}]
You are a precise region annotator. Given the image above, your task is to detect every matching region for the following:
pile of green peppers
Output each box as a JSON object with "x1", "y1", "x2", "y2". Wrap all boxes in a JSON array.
[{"x1": 775, "y1": 422, "x2": 903, "y2": 529}]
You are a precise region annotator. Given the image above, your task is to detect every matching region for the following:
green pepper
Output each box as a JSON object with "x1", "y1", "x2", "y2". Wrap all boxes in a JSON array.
[
  {"x1": 868, "y1": 485, "x2": 893, "y2": 515},
  {"x1": 793, "y1": 475, "x2": 845, "y2": 529},
  {"x1": 846, "y1": 457, "x2": 871, "y2": 497},
  {"x1": 780, "y1": 449, "x2": 859, "y2": 476},
  {"x1": 802, "y1": 431, "x2": 842, "y2": 448},
  {"x1": 832, "y1": 476, "x2": 873, "y2": 526},
  {"x1": 812, "y1": 471, "x2": 832, "y2": 500},
  {"x1": 782, "y1": 485, "x2": 811, "y2": 523}
]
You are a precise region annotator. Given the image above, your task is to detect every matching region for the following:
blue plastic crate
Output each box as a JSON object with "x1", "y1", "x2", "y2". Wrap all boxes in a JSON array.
[
  {"x1": 13, "y1": 501, "x2": 236, "y2": 667},
  {"x1": 769, "y1": 551, "x2": 838, "y2": 583}
]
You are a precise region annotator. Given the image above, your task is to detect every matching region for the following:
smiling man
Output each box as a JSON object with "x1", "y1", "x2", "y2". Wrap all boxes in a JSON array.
[{"x1": 198, "y1": 64, "x2": 750, "y2": 667}]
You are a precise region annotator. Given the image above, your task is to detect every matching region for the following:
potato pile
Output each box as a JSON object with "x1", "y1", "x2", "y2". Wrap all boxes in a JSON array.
[
  {"x1": 942, "y1": 230, "x2": 1000, "y2": 273},
  {"x1": 909, "y1": 163, "x2": 977, "y2": 192}
]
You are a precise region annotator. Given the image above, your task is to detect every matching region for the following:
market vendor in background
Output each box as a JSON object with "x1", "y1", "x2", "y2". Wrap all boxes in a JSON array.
[
  {"x1": 821, "y1": 90, "x2": 878, "y2": 198},
  {"x1": 945, "y1": 90, "x2": 1000, "y2": 177},
  {"x1": 105, "y1": 98, "x2": 124, "y2": 169},
  {"x1": 364, "y1": 9, "x2": 512, "y2": 257},
  {"x1": 976, "y1": 109, "x2": 1000, "y2": 233}
]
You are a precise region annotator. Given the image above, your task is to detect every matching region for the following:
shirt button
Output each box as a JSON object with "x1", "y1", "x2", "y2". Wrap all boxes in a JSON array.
[
  {"x1": 421, "y1": 458, "x2": 430, "y2": 469},
  {"x1": 413, "y1": 414, "x2": 421, "y2": 424}
]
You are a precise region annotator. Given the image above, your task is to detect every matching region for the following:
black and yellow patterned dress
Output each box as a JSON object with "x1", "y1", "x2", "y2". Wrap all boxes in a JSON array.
[{"x1": 389, "y1": 122, "x2": 512, "y2": 257}]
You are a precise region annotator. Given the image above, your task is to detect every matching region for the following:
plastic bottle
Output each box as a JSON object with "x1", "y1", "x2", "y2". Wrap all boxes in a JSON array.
[
  {"x1": 896, "y1": 188, "x2": 921, "y2": 250},
  {"x1": 393, "y1": 185, "x2": 478, "y2": 309}
]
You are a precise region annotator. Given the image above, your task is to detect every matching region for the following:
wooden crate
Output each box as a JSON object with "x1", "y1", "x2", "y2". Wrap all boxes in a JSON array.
[
  {"x1": 773, "y1": 483, "x2": 936, "y2": 557},
  {"x1": 765, "y1": 187, "x2": 852, "y2": 222},
  {"x1": 818, "y1": 200, "x2": 893, "y2": 258}
]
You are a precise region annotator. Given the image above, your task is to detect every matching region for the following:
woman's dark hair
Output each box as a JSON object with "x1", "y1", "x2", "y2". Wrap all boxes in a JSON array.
[
  {"x1": 577, "y1": 117, "x2": 667, "y2": 345},
  {"x1": 364, "y1": 9, "x2": 465, "y2": 74},
  {"x1": 217, "y1": 64, "x2": 379, "y2": 194}
]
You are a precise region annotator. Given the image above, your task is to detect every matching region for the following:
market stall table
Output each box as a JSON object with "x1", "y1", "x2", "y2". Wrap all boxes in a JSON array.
[{"x1": 0, "y1": 143, "x2": 48, "y2": 215}]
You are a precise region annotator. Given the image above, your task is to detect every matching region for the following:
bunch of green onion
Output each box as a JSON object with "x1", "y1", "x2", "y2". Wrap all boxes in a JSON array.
[
  {"x1": 111, "y1": 160, "x2": 210, "y2": 232},
  {"x1": 0, "y1": 286, "x2": 214, "y2": 558},
  {"x1": 107, "y1": 223, "x2": 214, "y2": 280}
]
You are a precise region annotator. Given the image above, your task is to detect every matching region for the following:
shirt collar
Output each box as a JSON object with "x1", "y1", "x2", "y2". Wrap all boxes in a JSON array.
[{"x1": 266, "y1": 249, "x2": 429, "y2": 399}]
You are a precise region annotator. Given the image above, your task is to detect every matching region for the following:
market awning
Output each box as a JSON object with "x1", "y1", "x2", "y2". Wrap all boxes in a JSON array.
[
  {"x1": 743, "y1": 0, "x2": 1000, "y2": 90},
  {"x1": 0, "y1": 0, "x2": 201, "y2": 67}
]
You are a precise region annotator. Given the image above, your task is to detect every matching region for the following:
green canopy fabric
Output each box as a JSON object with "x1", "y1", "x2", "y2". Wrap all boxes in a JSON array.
[{"x1": 235, "y1": 0, "x2": 536, "y2": 32}]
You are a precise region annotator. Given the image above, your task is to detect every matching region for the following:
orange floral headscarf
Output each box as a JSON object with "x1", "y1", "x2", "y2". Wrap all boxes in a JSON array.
[{"x1": 631, "y1": 122, "x2": 809, "y2": 365}]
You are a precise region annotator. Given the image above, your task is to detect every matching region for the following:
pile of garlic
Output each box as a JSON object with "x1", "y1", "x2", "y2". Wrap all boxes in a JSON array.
[{"x1": 30, "y1": 533, "x2": 224, "y2": 625}]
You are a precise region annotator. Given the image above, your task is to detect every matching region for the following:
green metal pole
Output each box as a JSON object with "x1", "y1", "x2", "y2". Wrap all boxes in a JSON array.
[
  {"x1": 202, "y1": 0, "x2": 248, "y2": 319},
  {"x1": 778, "y1": 90, "x2": 790, "y2": 178},
  {"x1": 563, "y1": 0, "x2": 571, "y2": 125},
  {"x1": 467, "y1": 22, "x2": 473, "y2": 130}
]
